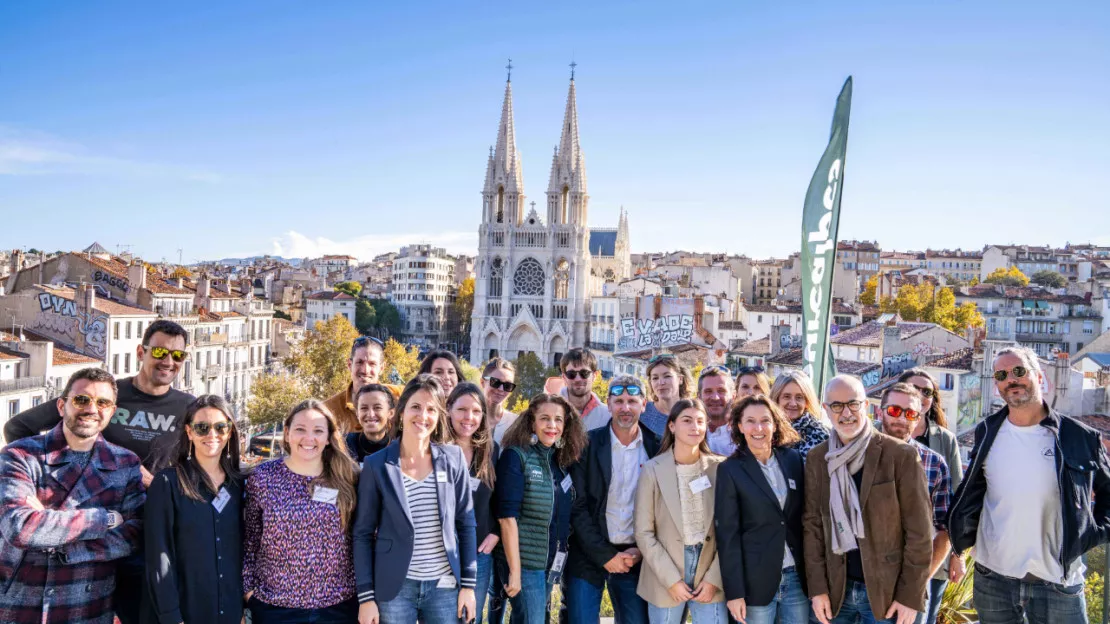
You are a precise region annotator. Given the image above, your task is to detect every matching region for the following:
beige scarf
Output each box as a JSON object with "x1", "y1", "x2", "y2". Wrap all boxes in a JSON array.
[{"x1": 825, "y1": 423, "x2": 873, "y2": 555}]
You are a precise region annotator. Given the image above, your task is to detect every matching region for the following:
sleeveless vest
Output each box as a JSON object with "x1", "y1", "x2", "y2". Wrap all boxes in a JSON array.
[{"x1": 511, "y1": 445, "x2": 556, "y2": 570}]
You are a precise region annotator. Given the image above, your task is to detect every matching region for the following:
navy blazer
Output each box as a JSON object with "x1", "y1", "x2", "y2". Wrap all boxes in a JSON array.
[{"x1": 353, "y1": 441, "x2": 478, "y2": 604}]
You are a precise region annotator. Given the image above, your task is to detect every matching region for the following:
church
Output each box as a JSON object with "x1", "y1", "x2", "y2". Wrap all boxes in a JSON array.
[{"x1": 470, "y1": 66, "x2": 631, "y2": 368}]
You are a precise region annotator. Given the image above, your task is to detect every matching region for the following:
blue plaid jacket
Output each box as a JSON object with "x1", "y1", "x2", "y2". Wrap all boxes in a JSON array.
[
  {"x1": 0, "y1": 423, "x2": 145, "y2": 624},
  {"x1": 910, "y1": 439, "x2": 952, "y2": 531}
]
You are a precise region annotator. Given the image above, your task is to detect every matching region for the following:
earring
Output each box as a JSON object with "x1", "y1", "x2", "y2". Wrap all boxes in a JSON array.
[
  {"x1": 530, "y1": 433, "x2": 539, "y2": 445},
  {"x1": 187, "y1": 442, "x2": 193, "y2": 461},
  {"x1": 554, "y1": 438, "x2": 564, "y2": 449},
  {"x1": 226, "y1": 441, "x2": 232, "y2": 459}
]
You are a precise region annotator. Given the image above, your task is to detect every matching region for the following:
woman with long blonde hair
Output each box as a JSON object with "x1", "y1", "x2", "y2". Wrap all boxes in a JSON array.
[{"x1": 770, "y1": 370, "x2": 829, "y2": 462}]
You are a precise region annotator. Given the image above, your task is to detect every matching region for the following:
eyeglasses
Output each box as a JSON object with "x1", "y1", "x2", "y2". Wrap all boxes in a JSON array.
[
  {"x1": 698, "y1": 365, "x2": 732, "y2": 379},
  {"x1": 882, "y1": 404, "x2": 920, "y2": 421},
  {"x1": 145, "y1": 345, "x2": 189, "y2": 362},
  {"x1": 648, "y1": 353, "x2": 675, "y2": 364},
  {"x1": 563, "y1": 369, "x2": 594, "y2": 380},
  {"x1": 608, "y1": 385, "x2": 643, "y2": 397},
  {"x1": 826, "y1": 400, "x2": 863, "y2": 414},
  {"x1": 738, "y1": 366, "x2": 765, "y2": 375},
  {"x1": 189, "y1": 421, "x2": 232, "y2": 437},
  {"x1": 483, "y1": 376, "x2": 517, "y2": 393},
  {"x1": 911, "y1": 385, "x2": 935, "y2": 399},
  {"x1": 69, "y1": 394, "x2": 116, "y2": 411},
  {"x1": 993, "y1": 366, "x2": 1029, "y2": 382}
]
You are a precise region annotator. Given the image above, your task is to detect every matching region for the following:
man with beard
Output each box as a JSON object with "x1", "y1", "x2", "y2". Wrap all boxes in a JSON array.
[
  {"x1": 344, "y1": 383, "x2": 396, "y2": 463},
  {"x1": 567, "y1": 375, "x2": 660, "y2": 624},
  {"x1": 698, "y1": 366, "x2": 736, "y2": 456},
  {"x1": 559, "y1": 348, "x2": 610, "y2": 431},
  {"x1": 948, "y1": 347, "x2": 1110, "y2": 624},
  {"x1": 325, "y1": 336, "x2": 396, "y2": 435},
  {"x1": 805, "y1": 374, "x2": 931, "y2": 624},
  {"x1": 879, "y1": 383, "x2": 953, "y2": 624},
  {"x1": 0, "y1": 368, "x2": 145, "y2": 624}
]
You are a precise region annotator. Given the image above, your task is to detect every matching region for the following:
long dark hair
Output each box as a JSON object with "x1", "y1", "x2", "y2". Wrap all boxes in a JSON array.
[
  {"x1": 174, "y1": 395, "x2": 244, "y2": 502},
  {"x1": 447, "y1": 382, "x2": 496, "y2": 487},
  {"x1": 897, "y1": 368, "x2": 948, "y2": 429},
  {"x1": 418, "y1": 349, "x2": 462, "y2": 383},
  {"x1": 659, "y1": 398, "x2": 714, "y2": 456},
  {"x1": 282, "y1": 399, "x2": 359, "y2": 532},
  {"x1": 502, "y1": 393, "x2": 587, "y2": 469},
  {"x1": 392, "y1": 374, "x2": 451, "y2": 444}
]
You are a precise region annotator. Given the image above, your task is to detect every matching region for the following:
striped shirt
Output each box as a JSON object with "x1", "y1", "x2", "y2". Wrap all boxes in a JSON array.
[{"x1": 403, "y1": 473, "x2": 452, "y2": 581}]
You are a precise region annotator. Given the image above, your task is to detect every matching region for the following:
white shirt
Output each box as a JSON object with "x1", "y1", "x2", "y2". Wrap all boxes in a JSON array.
[
  {"x1": 976, "y1": 418, "x2": 1085, "y2": 585},
  {"x1": 757, "y1": 454, "x2": 796, "y2": 570},
  {"x1": 707, "y1": 424, "x2": 736, "y2": 457},
  {"x1": 606, "y1": 425, "x2": 648, "y2": 545},
  {"x1": 492, "y1": 410, "x2": 518, "y2": 446}
]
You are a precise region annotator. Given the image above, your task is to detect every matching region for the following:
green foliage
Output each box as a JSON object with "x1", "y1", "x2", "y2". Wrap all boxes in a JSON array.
[
  {"x1": 1087, "y1": 570, "x2": 1104, "y2": 624},
  {"x1": 246, "y1": 373, "x2": 312, "y2": 427},
  {"x1": 1031, "y1": 270, "x2": 1068, "y2": 288},
  {"x1": 355, "y1": 299, "x2": 377, "y2": 334},
  {"x1": 273, "y1": 309, "x2": 292, "y2": 321},
  {"x1": 287, "y1": 315, "x2": 359, "y2": 399},
  {"x1": 938, "y1": 554, "x2": 976, "y2": 624},
  {"x1": 333, "y1": 281, "x2": 362, "y2": 297},
  {"x1": 382, "y1": 338, "x2": 422, "y2": 383},
  {"x1": 511, "y1": 352, "x2": 552, "y2": 404},
  {"x1": 371, "y1": 299, "x2": 403, "y2": 334},
  {"x1": 882, "y1": 284, "x2": 983, "y2": 332},
  {"x1": 860, "y1": 275, "x2": 878, "y2": 306},
  {"x1": 592, "y1": 373, "x2": 610, "y2": 400},
  {"x1": 984, "y1": 266, "x2": 1030, "y2": 287},
  {"x1": 458, "y1": 359, "x2": 481, "y2": 383}
]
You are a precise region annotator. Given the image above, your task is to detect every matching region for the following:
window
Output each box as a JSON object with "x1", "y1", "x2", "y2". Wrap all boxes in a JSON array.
[
  {"x1": 8, "y1": 400, "x2": 18, "y2": 417},
  {"x1": 126, "y1": 322, "x2": 132, "y2": 339},
  {"x1": 114, "y1": 322, "x2": 120, "y2": 340},
  {"x1": 32, "y1": 396, "x2": 43, "y2": 407},
  {"x1": 124, "y1": 353, "x2": 131, "y2": 374},
  {"x1": 113, "y1": 354, "x2": 120, "y2": 374}
]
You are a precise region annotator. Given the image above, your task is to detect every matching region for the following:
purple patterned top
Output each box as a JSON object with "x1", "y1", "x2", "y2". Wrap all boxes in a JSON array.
[{"x1": 242, "y1": 459, "x2": 356, "y2": 608}]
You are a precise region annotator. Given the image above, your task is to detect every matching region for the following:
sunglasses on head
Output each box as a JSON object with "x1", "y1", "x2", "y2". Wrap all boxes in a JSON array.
[
  {"x1": 69, "y1": 394, "x2": 116, "y2": 411},
  {"x1": 648, "y1": 353, "x2": 675, "y2": 364},
  {"x1": 882, "y1": 404, "x2": 920, "y2": 421},
  {"x1": 911, "y1": 385, "x2": 935, "y2": 399},
  {"x1": 483, "y1": 376, "x2": 517, "y2": 393},
  {"x1": 698, "y1": 365, "x2": 732, "y2": 379},
  {"x1": 608, "y1": 384, "x2": 643, "y2": 397},
  {"x1": 190, "y1": 421, "x2": 232, "y2": 437},
  {"x1": 993, "y1": 366, "x2": 1029, "y2": 382},
  {"x1": 354, "y1": 336, "x2": 385, "y2": 348},
  {"x1": 563, "y1": 369, "x2": 594, "y2": 380},
  {"x1": 145, "y1": 345, "x2": 189, "y2": 362},
  {"x1": 738, "y1": 366, "x2": 765, "y2": 375}
]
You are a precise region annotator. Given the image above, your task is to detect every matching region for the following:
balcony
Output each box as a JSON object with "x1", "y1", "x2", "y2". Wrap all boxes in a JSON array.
[
  {"x1": 1016, "y1": 332, "x2": 1065, "y2": 344},
  {"x1": 0, "y1": 376, "x2": 45, "y2": 395},
  {"x1": 587, "y1": 341, "x2": 616, "y2": 352},
  {"x1": 196, "y1": 333, "x2": 227, "y2": 346},
  {"x1": 202, "y1": 365, "x2": 223, "y2": 379}
]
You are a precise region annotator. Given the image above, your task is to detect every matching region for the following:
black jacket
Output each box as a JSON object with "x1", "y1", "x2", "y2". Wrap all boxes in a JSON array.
[
  {"x1": 947, "y1": 403, "x2": 1110, "y2": 571},
  {"x1": 568, "y1": 420, "x2": 662, "y2": 585},
  {"x1": 715, "y1": 447, "x2": 807, "y2": 606}
]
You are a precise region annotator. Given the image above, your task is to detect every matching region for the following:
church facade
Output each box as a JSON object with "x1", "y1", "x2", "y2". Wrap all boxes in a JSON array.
[{"x1": 470, "y1": 71, "x2": 629, "y2": 368}]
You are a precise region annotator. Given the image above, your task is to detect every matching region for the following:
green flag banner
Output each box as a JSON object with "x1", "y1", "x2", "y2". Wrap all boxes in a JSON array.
[{"x1": 801, "y1": 77, "x2": 852, "y2": 393}]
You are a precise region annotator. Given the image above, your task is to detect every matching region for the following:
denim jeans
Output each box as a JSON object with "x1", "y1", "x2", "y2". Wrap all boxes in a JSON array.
[
  {"x1": 566, "y1": 564, "x2": 649, "y2": 624},
  {"x1": 914, "y1": 578, "x2": 948, "y2": 624},
  {"x1": 249, "y1": 596, "x2": 359, "y2": 624},
  {"x1": 830, "y1": 580, "x2": 892, "y2": 624},
  {"x1": 744, "y1": 568, "x2": 810, "y2": 624},
  {"x1": 646, "y1": 544, "x2": 728, "y2": 624},
  {"x1": 508, "y1": 569, "x2": 551, "y2": 624},
  {"x1": 488, "y1": 551, "x2": 509, "y2": 624},
  {"x1": 475, "y1": 552, "x2": 494, "y2": 623},
  {"x1": 378, "y1": 578, "x2": 459, "y2": 624},
  {"x1": 972, "y1": 563, "x2": 1087, "y2": 624}
]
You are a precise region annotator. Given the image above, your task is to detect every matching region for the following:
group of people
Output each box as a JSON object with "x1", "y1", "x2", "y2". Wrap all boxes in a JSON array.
[{"x1": 0, "y1": 321, "x2": 1108, "y2": 624}]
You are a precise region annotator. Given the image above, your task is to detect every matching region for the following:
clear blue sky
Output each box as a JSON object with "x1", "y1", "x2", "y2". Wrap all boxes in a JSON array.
[{"x1": 2, "y1": 1, "x2": 1108, "y2": 263}]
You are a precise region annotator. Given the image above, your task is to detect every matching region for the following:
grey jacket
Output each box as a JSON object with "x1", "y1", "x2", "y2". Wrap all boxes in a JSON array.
[{"x1": 923, "y1": 419, "x2": 963, "y2": 580}]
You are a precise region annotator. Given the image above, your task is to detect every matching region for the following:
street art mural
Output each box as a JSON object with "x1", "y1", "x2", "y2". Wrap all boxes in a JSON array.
[
  {"x1": 957, "y1": 373, "x2": 982, "y2": 432},
  {"x1": 861, "y1": 367, "x2": 882, "y2": 389},
  {"x1": 617, "y1": 297, "x2": 714, "y2": 353},
  {"x1": 93, "y1": 270, "x2": 131, "y2": 294},
  {"x1": 32, "y1": 292, "x2": 108, "y2": 359},
  {"x1": 779, "y1": 334, "x2": 803, "y2": 349},
  {"x1": 881, "y1": 352, "x2": 915, "y2": 380}
]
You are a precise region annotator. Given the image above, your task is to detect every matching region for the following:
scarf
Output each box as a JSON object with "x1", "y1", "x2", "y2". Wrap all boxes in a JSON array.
[{"x1": 825, "y1": 422, "x2": 873, "y2": 555}]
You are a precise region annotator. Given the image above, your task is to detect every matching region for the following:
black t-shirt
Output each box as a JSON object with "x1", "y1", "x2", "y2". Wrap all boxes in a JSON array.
[
  {"x1": 3, "y1": 377, "x2": 194, "y2": 470},
  {"x1": 344, "y1": 432, "x2": 391, "y2": 464},
  {"x1": 846, "y1": 469, "x2": 866, "y2": 582}
]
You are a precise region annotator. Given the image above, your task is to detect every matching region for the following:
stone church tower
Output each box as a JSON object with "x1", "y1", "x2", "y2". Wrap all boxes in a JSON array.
[{"x1": 470, "y1": 69, "x2": 593, "y2": 368}]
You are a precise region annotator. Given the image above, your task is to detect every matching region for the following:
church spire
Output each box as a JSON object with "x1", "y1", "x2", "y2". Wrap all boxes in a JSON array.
[
  {"x1": 483, "y1": 62, "x2": 525, "y2": 225},
  {"x1": 546, "y1": 65, "x2": 588, "y2": 225}
]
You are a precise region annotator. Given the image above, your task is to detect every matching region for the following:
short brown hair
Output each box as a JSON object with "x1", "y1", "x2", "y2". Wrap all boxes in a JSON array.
[
  {"x1": 729, "y1": 394, "x2": 801, "y2": 452},
  {"x1": 881, "y1": 382, "x2": 922, "y2": 408},
  {"x1": 560, "y1": 348, "x2": 597, "y2": 373},
  {"x1": 62, "y1": 367, "x2": 117, "y2": 399}
]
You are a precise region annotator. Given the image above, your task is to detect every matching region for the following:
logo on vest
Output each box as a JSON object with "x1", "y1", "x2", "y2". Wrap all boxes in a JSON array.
[{"x1": 528, "y1": 467, "x2": 545, "y2": 482}]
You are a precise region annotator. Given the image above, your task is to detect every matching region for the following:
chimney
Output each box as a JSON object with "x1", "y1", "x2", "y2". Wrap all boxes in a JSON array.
[
  {"x1": 76, "y1": 282, "x2": 96, "y2": 315},
  {"x1": 199, "y1": 274, "x2": 212, "y2": 299},
  {"x1": 882, "y1": 322, "x2": 901, "y2": 361},
  {"x1": 127, "y1": 260, "x2": 146, "y2": 304},
  {"x1": 770, "y1": 323, "x2": 789, "y2": 357}
]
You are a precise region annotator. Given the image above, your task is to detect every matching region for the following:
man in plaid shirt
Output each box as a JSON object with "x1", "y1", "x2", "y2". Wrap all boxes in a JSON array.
[
  {"x1": 879, "y1": 382, "x2": 953, "y2": 624},
  {"x1": 0, "y1": 368, "x2": 145, "y2": 624}
]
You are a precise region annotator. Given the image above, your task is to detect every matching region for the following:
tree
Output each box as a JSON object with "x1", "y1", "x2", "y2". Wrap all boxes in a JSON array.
[
  {"x1": 860, "y1": 275, "x2": 878, "y2": 306},
  {"x1": 273, "y1": 309, "x2": 292, "y2": 321},
  {"x1": 1030, "y1": 270, "x2": 1067, "y2": 289},
  {"x1": 892, "y1": 283, "x2": 930, "y2": 321},
  {"x1": 458, "y1": 359, "x2": 481, "y2": 383},
  {"x1": 984, "y1": 266, "x2": 1030, "y2": 287},
  {"x1": 371, "y1": 299, "x2": 403, "y2": 335},
  {"x1": 170, "y1": 266, "x2": 192, "y2": 279},
  {"x1": 953, "y1": 301, "x2": 985, "y2": 330},
  {"x1": 381, "y1": 338, "x2": 421, "y2": 383},
  {"x1": 246, "y1": 373, "x2": 312, "y2": 427},
  {"x1": 334, "y1": 281, "x2": 362, "y2": 297},
  {"x1": 969, "y1": 276, "x2": 980, "y2": 286},
  {"x1": 452, "y1": 277, "x2": 475, "y2": 332},
  {"x1": 592, "y1": 373, "x2": 610, "y2": 400},
  {"x1": 355, "y1": 299, "x2": 377, "y2": 335},
  {"x1": 286, "y1": 315, "x2": 360, "y2": 399}
]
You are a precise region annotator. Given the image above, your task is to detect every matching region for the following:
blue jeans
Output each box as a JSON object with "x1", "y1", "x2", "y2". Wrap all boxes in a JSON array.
[
  {"x1": 475, "y1": 552, "x2": 493, "y2": 623},
  {"x1": 972, "y1": 563, "x2": 1087, "y2": 624},
  {"x1": 647, "y1": 544, "x2": 728, "y2": 624},
  {"x1": 831, "y1": 580, "x2": 892, "y2": 624},
  {"x1": 249, "y1": 596, "x2": 359, "y2": 624},
  {"x1": 744, "y1": 568, "x2": 810, "y2": 624},
  {"x1": 378, "y1": 578, "x2": 459, "y2": 624},
  {"x1": 488, "y1": 552, "x2": 509, "y2": 624},
  {"x1": 508, "y1": 569, "x2": 551, "y2": 624},
  {"x1": 915, "y1": 578, "x2": 947, "y2": 624},
  {"x1": 566, "y1": 565, "x2": 649, "y2": 624}
]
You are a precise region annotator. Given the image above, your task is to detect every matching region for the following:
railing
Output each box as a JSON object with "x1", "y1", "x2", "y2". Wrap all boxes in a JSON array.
[
  {"x1": 1016, "y1": 332, "x2": 1065, "y2": 343},
  {"x1": 0, "y1": 376, "x2": 45, "y2": 394},
  {"x1": 203, "y1": 365, "x2": 223, "y2": 378},
  {"x1": 587, "y1": 341, "x2": 615, "y2": 352},
  {"x1": 513, "y1": 231, "x2": 547, "y2": 247},
  {"x1": 196, "y1": 333, "x2": 227, "y2": 346}
]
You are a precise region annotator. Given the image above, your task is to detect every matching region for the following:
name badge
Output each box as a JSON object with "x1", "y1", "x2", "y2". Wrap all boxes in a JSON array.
[
  {"x1": 436, "y1": 471, "x2": 449, "y2": 483},
  {"x1": 689, "y1": 475, "x2": 712, "y2": 494},
  {"x1": 470, "y1": 477, "x2": 481, "y2": 492},
  {"x1": 561, "y1": 474, "x2": 573, "y2": 493},
  {"x1": 788, "y1": 478, "x2": 797, "y2": 491},
  {"x1": 312, "y1": 486, "x2": 339, "y2": 505},
  {"x1": 437, "y1": 575, "x2": 457, "y2": 589},
  {"x1": 212, "y1": 487, "x2": 231, "y2": 513},
  {"x1": 551, "y1": 551, "x2": 567, "y2": 573}
]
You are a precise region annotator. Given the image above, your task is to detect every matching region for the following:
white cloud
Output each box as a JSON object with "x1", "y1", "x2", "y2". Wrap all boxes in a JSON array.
[
  {"x1": 0, "y1": 125, "x2": 221, "y2": 182},
  {"x1": 269, "y1": 230, "x2": 478, "y2": 261}
]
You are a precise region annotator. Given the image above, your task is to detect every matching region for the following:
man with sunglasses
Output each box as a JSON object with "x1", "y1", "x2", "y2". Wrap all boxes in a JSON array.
[
  {"x1": 879, "y1": 383, "x2": 953, "y2": 624},
  {"x1": 0, "y1": 367, "x2": 145, "y2": 624},
  {"x1": 323, "y1": 335, "x2": 398, "y2": 435},
  {"x1": 948, "y1": 347, "x2": 1110, "y2": 624},
  {"x1": 559, "y1": 348, "x2": 611, "y2": 432},
  {"x1": 566, "y1": 375, "x2": 660, "y2": 624}
]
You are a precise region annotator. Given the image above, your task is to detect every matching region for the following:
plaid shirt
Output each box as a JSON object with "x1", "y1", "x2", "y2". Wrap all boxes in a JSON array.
[
  {"x1": 0, "y1": 423, "x2": 145, "y2": 624},
  {"x1": 910, "y1": 439, "x2": 952, "y2": 531}
]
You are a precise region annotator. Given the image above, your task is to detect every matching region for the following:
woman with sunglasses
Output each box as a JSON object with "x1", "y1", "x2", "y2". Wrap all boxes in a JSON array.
[
  {"x1": 142, "y1": 395, "x2": 245, "y2": 624},
  {"x1": 481, "y1": 358, "x2": 519, "y2": 445},
  {"x1": 419, "y1": 349, "x2": 463, "y2": 396},
  {"x1": 897, "y1": 368, "x2": 964, "y2": 624},
  {"x1": 769, "y1": 371, "x2": 829, "y2": 463},
  {"x1": 634, "y1": 398, "x2": 726, "y2": 623},
  {"x1": 641, "y1": 354, "x2": 694, "y2": 437},
  {"x1": 496, "y1": 394, "x2": 587, "y2": 623},
  {"x1": 735, "y1": 367, "x2": 772, "y2": 401},
  {"x1": 446, "y1": 382, "x2": 500, "y2": 623}
]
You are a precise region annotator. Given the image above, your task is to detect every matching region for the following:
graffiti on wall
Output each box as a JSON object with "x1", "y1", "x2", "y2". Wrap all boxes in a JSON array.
[
  {"x1": 619, "y1": 314, "x2": 695, "y2": 350},
  {"x1": 881, "y1": 352, "x2": 915, "y2": 380},
  {"x1": 957, "y1": 372, "x2": 982, "y2": 432},
  {"x1": 779, "y1": 334, "x2": 803, "y2": 349},
  {"x1": 93, "y1": 270, "x2": 131, "y2": 294},
  {"x1": 861, "y1": 368, "x2": 881, "y2": 389},
  {"x1": 32, "y1": 292, "x2": 108, "y2": 359}
]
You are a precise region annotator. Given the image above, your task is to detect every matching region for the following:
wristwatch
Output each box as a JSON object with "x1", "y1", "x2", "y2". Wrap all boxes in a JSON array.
[{"x1": 107, "y1": 511, "x2": 123, "y2": 529}]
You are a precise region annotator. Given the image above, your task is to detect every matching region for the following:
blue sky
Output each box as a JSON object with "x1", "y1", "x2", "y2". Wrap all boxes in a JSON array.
[{"x1": 1, "y1": 1, "x2": 1108, "y2": 263}]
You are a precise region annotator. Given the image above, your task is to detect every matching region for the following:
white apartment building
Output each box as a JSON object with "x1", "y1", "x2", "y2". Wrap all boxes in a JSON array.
[
  {"x1": 392, "y1": 244, "x2": 456, "y2": 347},
  {"x1": 305, "y1": 291, "x2": 357, "y2": 329}
]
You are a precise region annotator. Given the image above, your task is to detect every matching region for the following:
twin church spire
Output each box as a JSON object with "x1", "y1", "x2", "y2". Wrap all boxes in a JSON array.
[{"x1": 483, "y1": 62, "x2": 587, "y2": 227}]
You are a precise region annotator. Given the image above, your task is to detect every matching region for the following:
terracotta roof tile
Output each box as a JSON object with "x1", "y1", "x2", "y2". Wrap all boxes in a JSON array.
[{"x1": 926, "y1": 347, "x2": 975, "y2": 372}]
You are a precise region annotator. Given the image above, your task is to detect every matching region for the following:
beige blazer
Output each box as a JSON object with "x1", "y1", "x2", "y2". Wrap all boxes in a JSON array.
[{"x1": 634, "y1": 450, "x2": 725, "y2": 607}]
